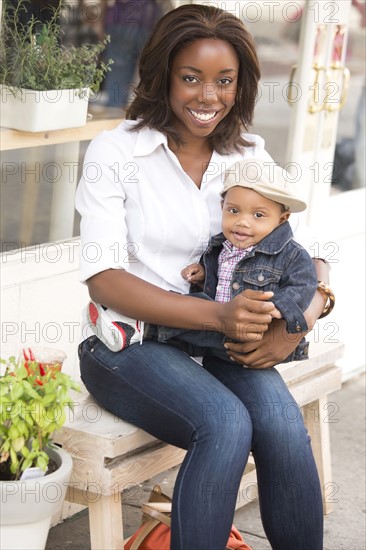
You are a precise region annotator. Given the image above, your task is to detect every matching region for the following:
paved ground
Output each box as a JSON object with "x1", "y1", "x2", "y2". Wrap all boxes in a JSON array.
[{"x1": 46, "y1": 373, "x2": 365, "y2": 550}]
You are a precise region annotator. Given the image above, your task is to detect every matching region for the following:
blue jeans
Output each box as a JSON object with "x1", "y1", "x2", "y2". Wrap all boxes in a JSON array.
[
  {"x1": 154, "y1": 292, "x2": 310, "y2": 362},
  {"x1": 79, "y1": 336, "x2": 323, "y2": 550}
]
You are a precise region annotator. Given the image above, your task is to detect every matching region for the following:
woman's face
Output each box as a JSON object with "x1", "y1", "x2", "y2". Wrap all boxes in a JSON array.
[{"x1": 169, "y1": 38, "x2": 239, "y2": 142}]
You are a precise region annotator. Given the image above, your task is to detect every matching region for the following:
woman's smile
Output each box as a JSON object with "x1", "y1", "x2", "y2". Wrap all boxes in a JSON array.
[{"x1": 186, "y1": 108, "x2": 221, "y2": 125}]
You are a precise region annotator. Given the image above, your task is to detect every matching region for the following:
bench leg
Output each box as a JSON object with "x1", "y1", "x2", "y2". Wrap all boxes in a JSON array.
[
  {"x1": 88, "y1": 494, "x2": 124, "y2": 550},
  {"x1": 303, "y1": 396, "x2": 334, "y2": 515}
]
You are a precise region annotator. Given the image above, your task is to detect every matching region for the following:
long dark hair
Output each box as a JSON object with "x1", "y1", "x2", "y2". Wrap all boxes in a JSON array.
[{"x1": 126, "y1": 4, "x2": 261, "y2": 154}]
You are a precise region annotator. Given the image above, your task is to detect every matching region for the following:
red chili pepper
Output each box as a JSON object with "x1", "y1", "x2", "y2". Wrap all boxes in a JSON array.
[
  {"x1": 39, "y1": 363, "x2": 45, "y2": 376},
  {"x1": 35, "y1": 379, "x2": 44, "y2": 386},
  {"x1": 23, "y1": 349, "x2": 29, "y2": 361},
  {"x1": 28, "y1": 348, "x2": 35, "y2": 361}
]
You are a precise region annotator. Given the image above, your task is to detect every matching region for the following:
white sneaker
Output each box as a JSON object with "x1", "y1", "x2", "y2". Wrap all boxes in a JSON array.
[{"x1": 86, "y1": 301, "x2": 144, "y2": 352}]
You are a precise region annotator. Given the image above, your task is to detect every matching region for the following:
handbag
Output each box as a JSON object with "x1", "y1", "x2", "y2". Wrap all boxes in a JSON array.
[{"x1": 124, "y1": 485, "x2": 252, "y2": 550}]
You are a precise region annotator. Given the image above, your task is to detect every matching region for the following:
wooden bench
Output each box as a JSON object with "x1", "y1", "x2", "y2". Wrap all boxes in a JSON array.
[{"x1": 54, "y1": 340, "x2": 344, "y2": 550}]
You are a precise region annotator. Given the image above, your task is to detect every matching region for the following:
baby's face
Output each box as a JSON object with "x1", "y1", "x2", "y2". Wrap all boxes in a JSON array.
[{"x1": 221, "y1": 186, "x2": 290, "y2": 249}]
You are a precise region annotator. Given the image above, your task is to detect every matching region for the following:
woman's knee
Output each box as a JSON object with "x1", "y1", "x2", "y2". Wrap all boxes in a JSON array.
[
  {"x1": 198, "y1": 396, "x2": 253, "y2": 454},
  {"x1": 235, "y1": 371, "x2": 308, "y2": 449},
  {"x1": 250, "y1": 397, "x2": 310, "y2": 453}
]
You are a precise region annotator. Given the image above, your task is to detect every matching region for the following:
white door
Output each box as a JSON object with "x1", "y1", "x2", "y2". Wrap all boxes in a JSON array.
[{"x1": 286, "y1": 0, "x2": 365, "y2": 379}]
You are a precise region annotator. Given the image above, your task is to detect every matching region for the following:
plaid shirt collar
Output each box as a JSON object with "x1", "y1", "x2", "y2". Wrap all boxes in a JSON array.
[
  {"x1": 207, "y1": 222, "x2": 293, "y2": 256},
  {"x1": 220, "y1": 240, "x2": 255, "y2": 261}
]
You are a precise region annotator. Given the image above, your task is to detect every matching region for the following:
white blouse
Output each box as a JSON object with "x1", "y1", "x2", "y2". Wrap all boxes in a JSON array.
[{"x1": 75, "y1": 120, "x2": 307, "y2": 323}]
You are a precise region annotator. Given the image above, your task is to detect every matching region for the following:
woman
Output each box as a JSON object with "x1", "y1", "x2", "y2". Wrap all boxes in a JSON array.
[{"x1": 76, "y1": 5, "x2": 330, "y2": 549}]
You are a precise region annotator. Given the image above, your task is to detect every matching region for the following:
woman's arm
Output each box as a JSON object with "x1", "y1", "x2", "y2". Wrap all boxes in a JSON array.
[
  {"x1": 304, "y1": 258, "x2": 332, "y2": 329},
  {"x1": 224, "y1": 259, "x2": 331, "y2": 368},
  {"x1": 87, "y1": 268, "x2": 276, "y2": 341}
]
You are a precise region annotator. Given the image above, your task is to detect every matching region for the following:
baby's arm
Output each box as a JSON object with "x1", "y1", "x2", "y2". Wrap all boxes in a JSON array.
[
  {"x1": 181, "y1": 263, "x2": 205, "y2": 285},
  {"x1": 271, "y1": 247, "x2": 318, "y2": 333}
]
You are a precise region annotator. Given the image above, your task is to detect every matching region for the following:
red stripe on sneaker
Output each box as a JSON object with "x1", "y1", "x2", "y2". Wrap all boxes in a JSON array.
[
  {"x1": 112, "y1": 322, "x2": 127, "y2": 349},
  {"x1": 89, "y1": 302, "x2": 99, "y2": 326}
]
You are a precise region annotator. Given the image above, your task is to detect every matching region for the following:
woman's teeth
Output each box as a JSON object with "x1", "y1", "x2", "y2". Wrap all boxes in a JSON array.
[{"x1": 189, "y1": 110, "x2": 217, "y2": 121}]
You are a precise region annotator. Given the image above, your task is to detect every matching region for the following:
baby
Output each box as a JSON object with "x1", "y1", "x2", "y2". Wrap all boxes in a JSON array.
[
  {"x1": 87, "y1": 158, "x2": 317, "y2": 365},
  {"x1": 151, "y1": 157, "x2": 318, "y2": 364}
]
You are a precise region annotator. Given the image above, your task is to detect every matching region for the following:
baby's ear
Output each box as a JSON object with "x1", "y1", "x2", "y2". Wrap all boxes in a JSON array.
[{"x1": 279, "y1": 211, "x2": 291, "y2": 225}]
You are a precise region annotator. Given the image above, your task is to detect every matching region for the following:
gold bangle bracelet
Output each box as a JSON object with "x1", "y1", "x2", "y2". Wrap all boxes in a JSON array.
[{"x1": 317, "y1": 281, "x2": 335, "y2": 319}]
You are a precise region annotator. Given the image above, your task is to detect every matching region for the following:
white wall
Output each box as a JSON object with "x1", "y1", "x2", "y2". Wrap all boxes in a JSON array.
[
  {"x1": 0, "y1": 238, "x2": 89, "y2": 379},
  {"x1": 310, "y1": 188, "x2": 366, "y2": 380}
]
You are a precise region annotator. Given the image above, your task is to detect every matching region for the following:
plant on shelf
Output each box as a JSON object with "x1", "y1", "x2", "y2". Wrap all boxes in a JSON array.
[
  {"x1": 0, "y1": 348, "x2": 80, "y2": 481},
  {"x1": 0, "y1": 0, "x2": 112, "y2": 93},
  {"x1": 0, "y1": 0, "x2": 114, "y2": 131}
]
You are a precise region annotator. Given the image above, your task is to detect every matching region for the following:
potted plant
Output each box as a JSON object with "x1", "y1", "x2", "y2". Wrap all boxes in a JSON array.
[
  {"x1": 0, "y1": 0, "x2": 113, "y2": 132},
  {"x1": 0, "y1": 348, "x2": 80, "y2": 550}
]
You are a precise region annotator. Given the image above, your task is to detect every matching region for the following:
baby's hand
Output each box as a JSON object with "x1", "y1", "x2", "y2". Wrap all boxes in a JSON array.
[{"x1": 181, "y1": 263, "x2": 205, "y2": 284}]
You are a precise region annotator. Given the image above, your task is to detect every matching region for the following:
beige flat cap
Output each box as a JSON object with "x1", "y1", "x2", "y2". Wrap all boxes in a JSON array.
[{"x1": 222, "y1": 158, "x2": 307, "y2": 213}]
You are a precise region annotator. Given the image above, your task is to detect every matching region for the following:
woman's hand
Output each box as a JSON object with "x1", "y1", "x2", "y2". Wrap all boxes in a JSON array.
[
  {"x1": 219, "y1": 289, "x2": 276, "y2": 342},
  {"x1": 224, "y1": 318, "x2": 304, "y2": 368},
  {"x1": 224, "y1": 260, "x2": 330, "y2": 368}
]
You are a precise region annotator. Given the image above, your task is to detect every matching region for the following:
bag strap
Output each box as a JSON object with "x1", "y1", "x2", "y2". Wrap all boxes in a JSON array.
[
  {"x1": 144, "y1": 502, "x2": 172, "y2": 513},
  {"x1": 128, "y1": 517, "x2": 161, "y2": 550},
  {"x1": 149, "y1": 484, "x2": 172, "y2": 504},
  {"x1": 132, "y1": 489, "x2": 247, "y2": 550},
  {"x1": 142, "y1": 503, "x2": 172, "y2": 528}
]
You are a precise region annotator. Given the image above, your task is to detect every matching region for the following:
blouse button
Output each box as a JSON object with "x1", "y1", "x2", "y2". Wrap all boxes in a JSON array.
[
  {"x1": 257, "y1": 274, "x2": 265, "y2": 282},
  {"x1": 295, "y1": 323, "x2": 301, "y2": 332},
  {"x1": 232, "y1": 282, "x2": 240, "y2": 290}
]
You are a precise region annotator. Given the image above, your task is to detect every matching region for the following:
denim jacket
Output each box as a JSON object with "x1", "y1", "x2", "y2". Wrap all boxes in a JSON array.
[{"x1": 194, "y1": 221, "x2": 318, "y2": 361}]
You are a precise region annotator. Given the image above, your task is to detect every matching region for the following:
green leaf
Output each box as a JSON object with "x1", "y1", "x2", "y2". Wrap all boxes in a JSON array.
[
  {"x1": 1, "y1": 440, "x2": 10, "y2": 452},
  {"x1": 8, "y1": 425, "x2": 19, "y2": 440},
  {"x1": 17, "y1": 364, "x2": 28, "y2": 379},
  {"x1": 31, "y1": 438, "x2": 40, "y2": 451},
  {"x1": 46, "y1": 422, "x2": 59, "y2": 433},
  {"x1": 20, "y1": 446, "x2": 30, "y2": 458},
  {"x1": 42, "y1": 392, "x2": 57, "y2": 406},
  {"x1": 9, "y1": 448, "x2": 19, "y2": 473},
  {"x1": 39, "y1": 450, "x2": 49, "y2": 461},
  {"x1": 10, "y1": 383, "x2": 24, "y2": 401},
  {"x1": 25, "y1": 413, "x2": 35, "y2": 427},
  {"x1": 56, "y1": 409, "x2": 66, "y2": 429},
  {"x1": 21, "y1": 455, "x2": 34, "y2": 471},
  {"x1": 0, "y1": 385, "x2": 11, "y2": 396},
  {"x1": 11, "y1": 436, "x2": 25, "y2": 452},
  {"x1": 23, "y1": 381, "x2": 42, "y2": 400},
  {"x1": 36, "y1": 455, "x2": 48, "y2": 471},
  {"x1": 30, "y1": 402, "x2": 47, "y2": 427}
]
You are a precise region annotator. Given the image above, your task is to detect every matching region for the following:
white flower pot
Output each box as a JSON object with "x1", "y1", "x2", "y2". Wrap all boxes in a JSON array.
[
  {"x1": 0, "y1": 85, "x2": 90, "y2": 132},
  {"x1": 0, "y1": 446, "x2": 73, "y2": 550}
]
